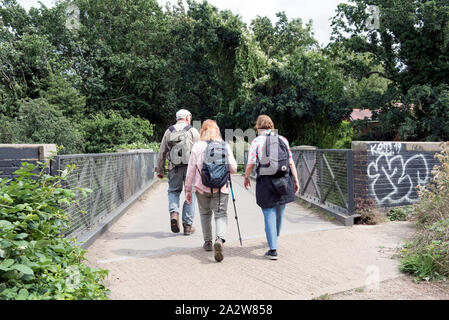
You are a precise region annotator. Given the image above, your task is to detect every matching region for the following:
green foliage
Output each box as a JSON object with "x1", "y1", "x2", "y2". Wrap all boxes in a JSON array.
[
  {"x1": 387, "y1": 207, "x2": 409, "y2": 222},
  {"x1": 81, "y1": 110, "x2": 154, "y2": 154},
  {"x1": 9, "y1": 98, "x2": 84, "y2": 154},
  {"x1": 399, "y1": 143, "x2": 449, "y2": 281},
  {"x1": 1, "y1": 0, "x2": 357, "y2": 151},
  {"x1": 331, "y1": 0, "x2": 449, "y2": 142},
  {"x1": 0, "y1": 163, "x2": 109, "y2": 299},
  {"x1": 399, "y1": 219, "x2": 449, "y2": 281}
]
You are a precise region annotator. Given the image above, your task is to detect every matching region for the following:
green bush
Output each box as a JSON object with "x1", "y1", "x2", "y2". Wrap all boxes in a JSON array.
[
  {"x1": 399, "y1": 218, "x2": 449, "y2": 281},
  {"x1": 399, "y1": 143, "x2": 449, "y2": 281},
  {"x1": 81, "y1": 111, "x2": 154, "y2": 154},
  {"x1": 387, "y1": 207, "x2": 408, "y2": 221},
  {"x1": 10, "y1": 98, "x2": 85, "y2": 154},
  {"x1": 0, "y1": 163, "x2": 109, "y2": 300}
]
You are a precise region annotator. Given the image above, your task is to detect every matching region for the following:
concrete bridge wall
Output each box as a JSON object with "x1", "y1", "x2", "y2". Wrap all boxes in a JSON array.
[{"x1": 0, "y1": 144, "x2": 56, "y2": 179}]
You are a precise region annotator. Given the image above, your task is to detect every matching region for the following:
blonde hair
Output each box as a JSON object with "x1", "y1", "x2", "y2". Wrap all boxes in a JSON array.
[
  {"x1": 254, "y1": 115, "x2": 274, "y2": 130},
  {"x1": 200, "y1": 119, "x2": 222, "y2": 141}
]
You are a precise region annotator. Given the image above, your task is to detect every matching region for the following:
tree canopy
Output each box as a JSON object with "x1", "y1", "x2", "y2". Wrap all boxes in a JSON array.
[
  {"x1": 6, "y1": 0, "x2": 448, "y2": 152},
  {"x1": 331, "y1": 0, "x2": 449, "y2": 141}
]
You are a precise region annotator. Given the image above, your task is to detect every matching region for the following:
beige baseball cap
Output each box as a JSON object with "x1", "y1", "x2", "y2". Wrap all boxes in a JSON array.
[{"x1": 176, "y1": 109, "x2": 191, "y2": 120}]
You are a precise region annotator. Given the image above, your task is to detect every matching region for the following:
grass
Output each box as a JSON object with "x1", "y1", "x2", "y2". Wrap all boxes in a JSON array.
[{"x1": 312, "y1": 293, "x2": 331, "y2": 300}]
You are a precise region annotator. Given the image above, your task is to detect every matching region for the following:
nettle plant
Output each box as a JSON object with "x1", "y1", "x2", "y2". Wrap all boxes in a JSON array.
[{"x1": 0, "y1": 163, "x2": 109, "y2": 300}]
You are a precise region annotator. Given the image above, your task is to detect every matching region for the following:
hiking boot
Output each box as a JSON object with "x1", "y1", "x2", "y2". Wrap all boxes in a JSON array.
[
  {"x1": 170, "y1": 211, "x2": 180, "y2": 233},
  {"x1": 203, "y1": 241, "x2": 213, "y2": 251},
  {"x1": 214, "y1": 237, "x2": 224, "y2": 262},
  {"x1": 264, "y1": 249, "x2": 278, "y2": 260},
  {"x1": 183, "y1": 224, "x2": 195, "y2": 236}
]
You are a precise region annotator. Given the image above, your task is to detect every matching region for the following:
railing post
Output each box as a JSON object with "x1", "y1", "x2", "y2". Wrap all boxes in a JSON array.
[
  {"x1": 50, "y1": 156, "x2": 60, "y2": 176},
  {"x1": 319, "y1": 151, "x2": 324, "y2": 203},
  {"x1": 347, "y1": 149, "x2": 355, "y2": 215}
]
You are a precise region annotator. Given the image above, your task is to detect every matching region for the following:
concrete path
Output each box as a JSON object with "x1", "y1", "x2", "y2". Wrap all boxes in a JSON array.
[{"x1": 85, "y1": 175, "x2": 416, "y2": 300}]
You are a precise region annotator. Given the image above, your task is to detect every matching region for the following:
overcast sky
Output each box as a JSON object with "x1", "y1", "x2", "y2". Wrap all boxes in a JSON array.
[{"x1": 16, "y1": 0, "x2": 348, "y2": 46}]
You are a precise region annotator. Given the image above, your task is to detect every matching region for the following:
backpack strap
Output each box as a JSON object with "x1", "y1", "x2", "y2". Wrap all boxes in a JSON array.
[{"x1": 169, "y1": 124, "x2": 192, "y2": 133}]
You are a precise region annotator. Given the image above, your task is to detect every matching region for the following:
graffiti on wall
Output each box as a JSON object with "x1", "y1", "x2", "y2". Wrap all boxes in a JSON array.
[{"x1": 367, "y1": 142, "x2": 431, "y2": 205}]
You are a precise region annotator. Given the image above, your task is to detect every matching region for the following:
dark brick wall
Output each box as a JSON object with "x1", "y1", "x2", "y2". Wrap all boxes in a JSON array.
[
  {"x1": 0, "y1": 145, "x2": 56, "y2": 180},
  {"x1": 352, "y1": 142, "x2": 443, "y2": 207},
  {"x1": 353, "y1": 150, "x2": 369, "y2": 202}
]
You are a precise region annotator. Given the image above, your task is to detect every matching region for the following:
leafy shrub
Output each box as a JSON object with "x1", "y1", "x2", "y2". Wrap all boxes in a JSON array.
[
  {"x1": 354, "y1": 197, "x2": 385, "y2": 225},
  {"x1": 0, "y1": 163, "x2": 109, "y2": 300},
  {"x1": 387, "y1": 207, "x2": 409, "y2": 221},
  {"x1": 81, "y1": 111, "x2": 154, "y2": 154},
  {"x1": 399, "y1": 143, "x2": 449, "y2": 281},
  {"x1": 399, "y1": 218, "x2": 449, "y2": 281},
  {"x1": 0, "y1": 115, "x2": 15, "y2": 143},
  {"x1": 11, "y1": 98, "x2": 85, "y2": 154}
]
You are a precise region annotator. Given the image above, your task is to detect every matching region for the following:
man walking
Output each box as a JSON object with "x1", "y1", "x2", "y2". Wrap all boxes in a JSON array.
[{"x1": 156, "y1": 109, "x2": 200, "y2": 235}]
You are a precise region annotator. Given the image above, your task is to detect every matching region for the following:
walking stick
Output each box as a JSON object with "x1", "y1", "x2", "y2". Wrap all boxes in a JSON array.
[{"x1": 229, "y1": 176, "x2": 243, "y2": 246}]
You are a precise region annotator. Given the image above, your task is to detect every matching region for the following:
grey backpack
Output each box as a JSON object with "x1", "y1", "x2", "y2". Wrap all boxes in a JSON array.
[{"x1": 167, "y1": 125, "x2": 192, "y2": 166}]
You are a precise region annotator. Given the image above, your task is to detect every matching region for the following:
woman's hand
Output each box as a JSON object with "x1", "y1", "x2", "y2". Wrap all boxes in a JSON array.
[
  {"x1": 244, "y1": 177, "x2": 251, "y2": 190},
  {"x1": 186, "y1": 190, "x2": 192, "y2": 205},
  {"x1": 294, "y1": 179, "x2": 300, "y2": 194}
]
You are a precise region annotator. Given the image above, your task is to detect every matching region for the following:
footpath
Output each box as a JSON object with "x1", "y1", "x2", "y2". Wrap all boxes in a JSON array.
[{"x1": 85, "y1": 175, "x2": 433, "y2": 300}]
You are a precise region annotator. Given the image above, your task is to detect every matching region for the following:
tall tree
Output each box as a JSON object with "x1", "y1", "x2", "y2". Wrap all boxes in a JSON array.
[{"x1": 331, "y1": 0, "x2": 449, "y2": 141}]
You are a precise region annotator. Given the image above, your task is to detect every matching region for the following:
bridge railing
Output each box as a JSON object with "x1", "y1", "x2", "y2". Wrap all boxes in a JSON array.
[
  {"x1": 292, "y1": 149, "x2": 355, "y2": 222},
  {"x1": 243, "y1": 148, "x2": 355, "y2": 225},
  {"x1": 51, "y1": 150, "x2": 157, "y2": 247}
]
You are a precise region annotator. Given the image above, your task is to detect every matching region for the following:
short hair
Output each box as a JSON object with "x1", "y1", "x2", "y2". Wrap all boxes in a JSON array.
[
  {"x1": 200, "y1": 119, "x2": 222, "y2": 141},
  {"x1": 254, "y1": 115, "x2": 274, "y2": 130}
]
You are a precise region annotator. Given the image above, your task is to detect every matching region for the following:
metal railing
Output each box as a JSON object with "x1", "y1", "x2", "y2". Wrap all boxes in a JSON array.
[
  {"x1": 51, "y1": 151, "x2": 157, "y2": 243},
  {"x1": 244, "y1": 148, "x2": 355, "y2": 216},
  {"x1": 292, "y1": 149, "x2": 355, "y2": 216}
]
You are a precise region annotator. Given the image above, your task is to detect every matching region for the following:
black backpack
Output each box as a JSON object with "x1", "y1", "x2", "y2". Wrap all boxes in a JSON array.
[
  {"x1": 199, "y1": 140, "x2": 230, "y2": 192},
  {"x1": 257, "y1": 134, "x2": 290, "y2": 178},
  {"x1": 256, "y1": 134, "x2": 295, "y2": 202}
]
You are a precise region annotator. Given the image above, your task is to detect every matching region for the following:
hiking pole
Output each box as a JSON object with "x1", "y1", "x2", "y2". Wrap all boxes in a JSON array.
[{"x1": 228, "y1": 176, "x2": 243, "y2": 246}]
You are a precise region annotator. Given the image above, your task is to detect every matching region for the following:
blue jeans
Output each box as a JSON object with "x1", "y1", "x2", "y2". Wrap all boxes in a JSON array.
[
  {"x1": 168, "y1": 166, "x2": 196, "y2": 225},
  {"x1": 261, "y1": 204, "x2": 286, "y2": 250}
]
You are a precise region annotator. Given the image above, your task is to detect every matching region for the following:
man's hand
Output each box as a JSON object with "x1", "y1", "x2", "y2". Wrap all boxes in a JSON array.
[
  {"x1": 157, "y1": 173, "x2": 164, "y2": 179},
  {"x1": 244, "y1": 177, "x2": 251, "y2": 190},
  {"x1": 186, "y1": 190, "x2": 192, "y2": 205}
]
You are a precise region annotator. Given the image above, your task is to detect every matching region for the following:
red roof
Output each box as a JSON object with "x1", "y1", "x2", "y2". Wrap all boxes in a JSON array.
[{"x1": 350, "y1": 109, "x2": 374, "y2": 121}]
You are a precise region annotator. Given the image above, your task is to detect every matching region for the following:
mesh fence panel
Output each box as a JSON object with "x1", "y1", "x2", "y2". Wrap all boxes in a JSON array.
[
  {"x1": 53, "y1": 151, "x2": 156, "y2": 239},
  {"x1": 293, "y1": 149, "x2": 354, "y2": 215}
]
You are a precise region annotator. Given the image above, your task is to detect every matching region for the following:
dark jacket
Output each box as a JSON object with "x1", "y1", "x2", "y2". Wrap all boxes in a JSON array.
[{"x1": 255, "y1": 170, "x2": 295, "y2": 209}]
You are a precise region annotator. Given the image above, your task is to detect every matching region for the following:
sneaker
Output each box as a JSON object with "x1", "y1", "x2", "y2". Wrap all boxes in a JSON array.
[
  {"x1": 264, "y1": 249, "x2": 278, "y2": 260},
  {"x1": 183, "y1": 224, "x2": 195, "y2": 236},
  {"x1": 214, "y1": 237, "x2": 224, "y2": 262},
  {"x1": 170, "y1": 211, "x2": 180, "y2": 233},
  {"x1": 203, "y1": 241, "x2": 213, "y2": 251}
]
